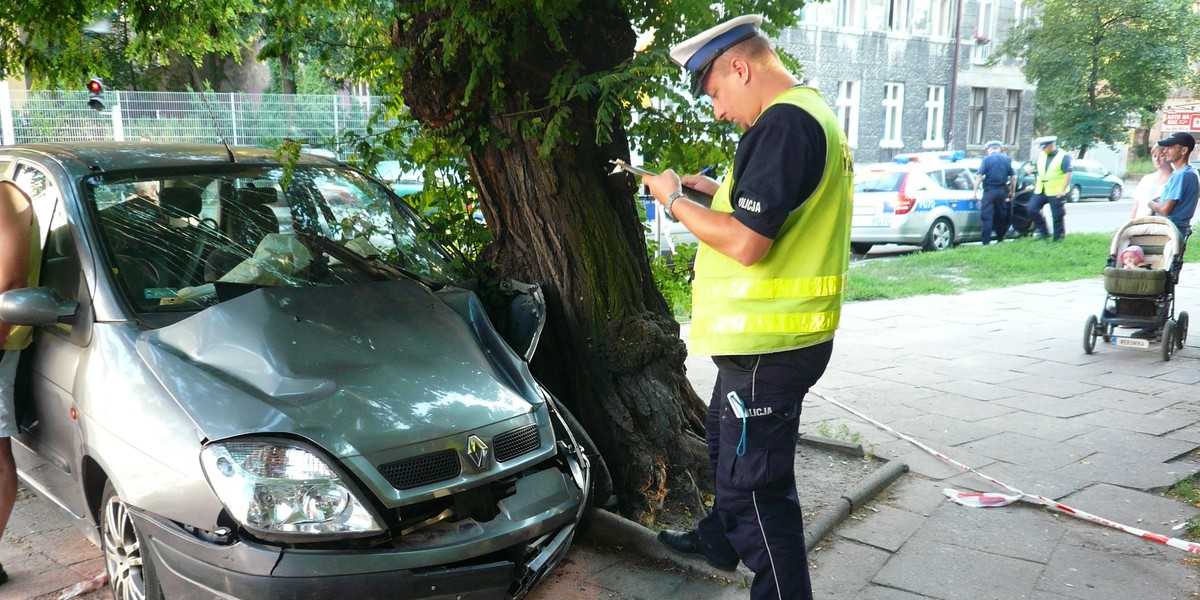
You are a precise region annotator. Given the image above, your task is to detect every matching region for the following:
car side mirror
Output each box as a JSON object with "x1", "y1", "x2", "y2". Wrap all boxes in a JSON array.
[
  {"x1": 0, "y1": 287, "x2": 78, "y2": 326},
  {"x1": 499, "y1": 279, "x2": 546, "y2": 362}
]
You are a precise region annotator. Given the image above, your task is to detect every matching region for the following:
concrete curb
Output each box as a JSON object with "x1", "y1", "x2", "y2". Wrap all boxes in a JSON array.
[{"x1": 583, "y1": 436, "x2": 909, "y2": 583}]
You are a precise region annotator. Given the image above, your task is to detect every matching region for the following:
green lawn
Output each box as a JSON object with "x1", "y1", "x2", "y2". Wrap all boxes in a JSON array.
[{"x1": 846, "y1": 233, "x2": 1198, "y2": 302}]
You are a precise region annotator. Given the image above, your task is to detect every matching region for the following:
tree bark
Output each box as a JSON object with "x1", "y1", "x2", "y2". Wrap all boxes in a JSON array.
[{"x1": 394, "y1": 3, "x2": 710, "y2": 521}]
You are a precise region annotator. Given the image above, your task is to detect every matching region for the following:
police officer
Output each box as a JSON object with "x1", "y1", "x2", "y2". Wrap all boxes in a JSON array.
[
  {"x1": 972, "y1": 140, "x2": 1016, "y2": 245},
  {"x1": 1026, "y1": 135, "x2": 1072, "y2": 241},
  {"x1": 641, "y1": 14, "x2": 851, "y2": 600}
]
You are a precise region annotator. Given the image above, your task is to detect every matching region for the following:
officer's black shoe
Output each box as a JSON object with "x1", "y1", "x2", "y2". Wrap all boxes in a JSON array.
[
  {"x1": 0, "y1": 561, "x2": 8, "y2": 585},
  {"x1": 657, "y1": 529, "x2": 738, "y2": 572}
]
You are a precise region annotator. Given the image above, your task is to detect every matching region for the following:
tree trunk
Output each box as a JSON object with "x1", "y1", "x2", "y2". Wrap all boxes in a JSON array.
[
  {"x1": 394, "y1": 3, "x2": 710, "y2": 522},
  {"x1": 279, "y1": 49, "x2": 297, "y2": 95}
]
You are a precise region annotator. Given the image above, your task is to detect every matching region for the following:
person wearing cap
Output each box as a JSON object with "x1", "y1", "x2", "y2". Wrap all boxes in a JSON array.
[
  {"x1": 1145, "y1": 131, "x2": 1198, "y2": 240},
  {"x1": 0, "y1": 180, "x2": 39, "y2": 586},
  {"x1": 1026, "y1": 135, "x2": 1072, "y2": 241},
  {"x1": 640, "y1": 14, "x2": 851, "y2": 600},
  {"x1": 972, "y1": 140, "x2": 1016, "y2": 245}
]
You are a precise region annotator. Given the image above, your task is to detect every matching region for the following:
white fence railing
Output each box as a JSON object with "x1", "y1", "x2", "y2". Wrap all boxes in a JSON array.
[{"x1": 0, "y1": 86, "x2": 390, "y2": 150}]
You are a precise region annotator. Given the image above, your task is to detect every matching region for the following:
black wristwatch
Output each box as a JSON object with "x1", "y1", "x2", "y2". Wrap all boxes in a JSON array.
[{"x1": 664, "y1": 191, "x2": 686, "y2": 220}]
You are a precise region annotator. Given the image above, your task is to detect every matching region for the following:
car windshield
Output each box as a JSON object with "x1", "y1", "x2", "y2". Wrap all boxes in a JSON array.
[
  {"x1": 86, "y1": 165, "x2": 458, "y2": 314},
  {"x1": 854, "y1": 172, "x2": 904, "y2": 193}
]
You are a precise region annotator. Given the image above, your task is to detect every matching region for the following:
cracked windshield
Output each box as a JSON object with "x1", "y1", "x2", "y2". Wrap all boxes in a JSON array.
[{"x1": 88, "y1": 166, "x2": 456, "y2": 313}]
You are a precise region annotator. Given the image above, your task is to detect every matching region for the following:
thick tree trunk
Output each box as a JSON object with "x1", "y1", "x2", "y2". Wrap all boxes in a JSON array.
[
  {"x1": 395, "y1": 3, "x2": 710, "y2": 521},
  {"x1": 279, "y1": 50, "x2": 297, "y2": 95}
]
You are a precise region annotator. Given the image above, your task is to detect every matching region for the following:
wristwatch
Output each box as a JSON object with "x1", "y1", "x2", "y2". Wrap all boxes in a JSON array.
[{"x1": 664, "y1": 191, "x2": 686, "y2": 220}]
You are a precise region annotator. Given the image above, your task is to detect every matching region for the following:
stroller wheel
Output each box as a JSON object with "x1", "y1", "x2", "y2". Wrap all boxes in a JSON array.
[
  {"x1": 1177, "y1": 311, "x2": 1189, "y2": 350},
  {"x1": 1162, "y1": 320, "x2": 1176, "y2": 362},
  {"x1": 1083, "y1": 315, "x2": 1099, "y2": 354}
]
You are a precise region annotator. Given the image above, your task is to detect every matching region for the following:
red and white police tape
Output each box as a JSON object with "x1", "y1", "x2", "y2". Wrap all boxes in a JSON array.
[{"x1": 811, "y1": 391, "x2": 1200, "y2": 555}]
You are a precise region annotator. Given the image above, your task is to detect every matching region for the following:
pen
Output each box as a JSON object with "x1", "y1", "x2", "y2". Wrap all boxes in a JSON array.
[{"x1": 697, "y1": 165, "x2": 715, "y2": 177}]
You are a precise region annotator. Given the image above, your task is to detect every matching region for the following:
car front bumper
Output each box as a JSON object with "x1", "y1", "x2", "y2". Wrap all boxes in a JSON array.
[{"x1": 135, "y1": 506, "x2": 578, "y2": 600}]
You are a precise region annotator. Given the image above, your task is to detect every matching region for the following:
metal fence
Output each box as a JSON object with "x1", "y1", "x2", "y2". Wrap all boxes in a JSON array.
[{"x1": 0, "y1": 88, "x2": 391, "y2": 150}]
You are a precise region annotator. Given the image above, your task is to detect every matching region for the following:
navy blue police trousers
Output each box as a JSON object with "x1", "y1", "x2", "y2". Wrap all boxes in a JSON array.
[{"x1": 695, "y1": 341, "x2": 834, "y2": 600}]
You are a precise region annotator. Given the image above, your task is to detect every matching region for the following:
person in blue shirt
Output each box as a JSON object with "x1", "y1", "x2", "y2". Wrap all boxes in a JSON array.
[
  {"x1": 972, "y1": 140, "x2": 1016, "y2": 245},
  {"x1": 1146, "y1": 131, "x2": 1198, "y2": 240}
]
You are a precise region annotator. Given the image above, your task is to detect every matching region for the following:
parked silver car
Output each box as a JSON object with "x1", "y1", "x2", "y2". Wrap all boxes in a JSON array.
[
  {"x1": 850, "y1": 159, "x2": 981, "y2": 253},
  {"x1": 0, "y1": 143, "x2": 605, "y2": 599}
]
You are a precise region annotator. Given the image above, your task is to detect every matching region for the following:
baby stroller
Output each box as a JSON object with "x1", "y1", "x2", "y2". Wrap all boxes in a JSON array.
[{"x1": 1084, "y1": 216, "x2": 1188, "y2": 360}]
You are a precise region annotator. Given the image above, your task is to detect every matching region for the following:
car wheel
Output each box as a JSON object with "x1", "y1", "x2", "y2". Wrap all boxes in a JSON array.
[
  {"x1": 850, "y1": 243, "x2": 873, "y2": 255},
  {"x1": 1083, "y1": 315, "x2": 1098, "y2": 354},
  {"x1": 102, "y1": 481, "x2": 164, "y2": 600},
  {"x1": 1067, "y1": 186, "x2": 1081, "y2": 203},
  {"x1": 1162, "y1": 320, "x2": 1176, "y2": 361},
  {"x1": 922, "y1": 218, "x2": 954, "y2": 252},
  {"x1": 1176, "y1": 311, "x2": 1189, "y2": 350},
  {"x1": 1108, "y1": 185, "x2": 1121, "y2": 202}
]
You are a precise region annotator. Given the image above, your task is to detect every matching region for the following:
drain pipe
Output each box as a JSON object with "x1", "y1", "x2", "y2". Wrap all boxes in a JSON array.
[{"x1": 946, "y1": 0, "x2": 966, "y2": 149}]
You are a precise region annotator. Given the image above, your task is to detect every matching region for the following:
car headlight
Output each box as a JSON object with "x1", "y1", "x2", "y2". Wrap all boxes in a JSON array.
[{"x1": 200, "y1": 440, "x2": 383, "y2": 539}]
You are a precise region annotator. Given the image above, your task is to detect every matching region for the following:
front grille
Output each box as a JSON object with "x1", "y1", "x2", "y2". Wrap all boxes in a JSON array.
[
  {"x1": 379, "y1": 450, "x2": 461, "y2": 490},
  {"x1": 494, "y1": 424, "x2": 541, "y2": 462}
]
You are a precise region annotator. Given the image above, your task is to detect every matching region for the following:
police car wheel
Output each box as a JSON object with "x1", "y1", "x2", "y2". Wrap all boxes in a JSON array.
[
  {"x1": 922, "y1": 218, "x2": 954, "y2": 252},
  {"x1": 850, "y1": 243, "x2": 873, "y2": 255}
]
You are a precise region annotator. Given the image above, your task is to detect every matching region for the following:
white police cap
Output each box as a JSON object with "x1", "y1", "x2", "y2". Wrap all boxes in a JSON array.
[
  {"x1": 1035, "y1": 136, "x2": 1057, "y2": 147},
  {"x1": 669, "y1": 15, "x2": 763, "y2": 98}
]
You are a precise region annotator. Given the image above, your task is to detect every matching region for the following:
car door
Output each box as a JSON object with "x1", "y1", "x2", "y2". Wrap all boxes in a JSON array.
[
  {"x1": 1074, "y1": 162, "x2": 1098, "y2": 197},
  {"x1": 939, "y1": 167, "x2": 981, "y2": 241},
  {"x1": 9, "y1": 160, "x2": 93, "y2": 521}
]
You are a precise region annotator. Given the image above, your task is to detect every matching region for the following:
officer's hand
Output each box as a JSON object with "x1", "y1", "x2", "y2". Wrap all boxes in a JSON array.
[
  {"x1": 681, "y1": 174, "x2": 719, "y2": 197},
  {"x1": 642, "y1": 170, "x2": 682, "y2": 204}
]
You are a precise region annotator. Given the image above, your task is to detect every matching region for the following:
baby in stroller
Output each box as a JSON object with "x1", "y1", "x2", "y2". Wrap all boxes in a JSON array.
[{"x1": 1084, "y1": 216, "x2": 1189, "y2": 360}]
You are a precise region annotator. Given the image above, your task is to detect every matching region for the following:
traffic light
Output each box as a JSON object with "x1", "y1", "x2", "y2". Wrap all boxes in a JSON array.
[{"x1": 87, "y1": 78, "x2": 104, "y2": 112}]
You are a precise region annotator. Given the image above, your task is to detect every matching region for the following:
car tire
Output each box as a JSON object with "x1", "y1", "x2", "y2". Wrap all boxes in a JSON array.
[
  {"x1": 1108, "y1": 185, "x2": 1121, "y2": 202},
  {"x1": 850, "y1": 243, "x2": 873, "y2": 255},
  {"x1": 922, "y1": 218, "x2": 954, "y2": 252},
  {"x1": 1067, "y1": 186, "x2": 1081, "y2": 203},
  {"x1": 101, "y1": 481, "x2": 164, "y2": 600}
]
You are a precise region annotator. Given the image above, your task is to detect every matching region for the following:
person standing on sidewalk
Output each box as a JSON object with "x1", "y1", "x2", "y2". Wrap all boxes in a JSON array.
[
  {"x1": 641, "y1": 14, "x2": 851, "y2": 600},
  {"x1": 0, "y1": 180, "x2": 38, "y2": 586},
  {"x1": 1027, "y1": 135, "x2": 1072, "y2": 241},
  {"x1": 972, "y1": 140, "x2": 1016, "y2": 245},
  {"x1": 1130, "y1": 144, "x2": 1173, "y2": 220},
  {"x1": 1145, "y1": 131, "x2": 1198, "y2": 241}
]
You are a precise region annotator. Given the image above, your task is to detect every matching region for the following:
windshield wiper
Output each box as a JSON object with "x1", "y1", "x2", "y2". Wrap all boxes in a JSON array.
[{"x1": 297, "y1": 232, "x2": 442, "y2": 290}]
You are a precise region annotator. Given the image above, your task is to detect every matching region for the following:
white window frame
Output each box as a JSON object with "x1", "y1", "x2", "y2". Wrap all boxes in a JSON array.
[
  {"x1": 888, "y1": 0, "x2": 912, "y2": 31},
  {"x1": 882, "y1": 83, "x2": 905, "y2": 148},
  {"x1": 837, "y1": 81, "x2": 860, "y2": 148},
  {"x1": 972, "y1": 0, "x2": 996, "y2": 63},
  {"x1": 932, "y1": 0, "x2": 954, "y2": 38},
  {"x1": 923, "y1": 85, "x2": 945, "y2": 149},
  {"x1": 910, "y1": 0, "x2": 932, "y2": 35},
  {"x1": 839, "y1": 0, "x2": 862, "y2": 28}
]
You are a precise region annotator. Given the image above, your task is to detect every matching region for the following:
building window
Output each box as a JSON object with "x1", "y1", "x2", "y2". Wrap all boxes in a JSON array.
[
  {"x1": 968, "y1": 87, "x2": 987, "y2": 145},
  {"x1": 888, "y1": 0, "x2": 911, "y2": 31},
  {"x1": 837, "y1": 81, "x2": 860, "y2": 148},
  {"x1": 932, "y1": 0, "x2": 954, "y2": 37},
  {"x1": 1004, "y1": 90, "x2": 1022, "y2": 145},
  {"x1": 972, "y1": 0, "x2": 995, "y2": 63},
  {"x1": 924, "y1": 85, "x2": 945, "y2": 148},
  {"x1": 839, "y1": 0, "x2": 862, "y2": 28},
  {"x1": 882, "y1": 83, "x2": 904, "y2": 148},
  {"x1": 911, "y1": 0, "x2": 932, "y2": 35}
]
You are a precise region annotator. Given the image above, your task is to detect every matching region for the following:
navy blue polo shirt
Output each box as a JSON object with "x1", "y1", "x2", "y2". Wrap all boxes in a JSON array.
[
  {"x1": 978, "y1": 152, "x2": 1014, "y2": 187},
  {"x1": 728, "y1": 101, "x2": 827, "y2": 239}
]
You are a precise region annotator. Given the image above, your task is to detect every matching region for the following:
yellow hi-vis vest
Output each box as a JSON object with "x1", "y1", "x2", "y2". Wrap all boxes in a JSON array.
[
  {"x1": 3, "y1": 187, "x2": 41, "y2": 351},
  {"x1": 689, "y1": 86, "x2": 852, "y2": 356},
  {"x1": 1035, "y1": 151, "x2": 1068, "y2": 196}
]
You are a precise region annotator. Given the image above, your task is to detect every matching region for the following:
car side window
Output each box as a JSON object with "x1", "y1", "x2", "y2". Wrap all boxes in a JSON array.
[
  {"x1": 12, "y1": 163, "x2": 56, "y2": 259},
  {"x1": 14, "y1": 163, "x2": 82, "y2": 336}
]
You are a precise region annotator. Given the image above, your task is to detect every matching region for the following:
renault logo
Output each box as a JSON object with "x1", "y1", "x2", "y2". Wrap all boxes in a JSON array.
[{"x1": 466, "y1": 435, "x2": 489, "y2": 469}]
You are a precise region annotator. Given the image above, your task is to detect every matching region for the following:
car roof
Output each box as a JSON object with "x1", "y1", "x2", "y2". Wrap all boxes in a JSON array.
[{"x1": 2, "y1": 142, "x2": 339, "y2": 174}]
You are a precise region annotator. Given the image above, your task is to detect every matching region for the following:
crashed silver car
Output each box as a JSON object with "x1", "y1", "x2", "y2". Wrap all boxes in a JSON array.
[{"x1": 0, "y1": 143, "x2": 606, "y2": 599}]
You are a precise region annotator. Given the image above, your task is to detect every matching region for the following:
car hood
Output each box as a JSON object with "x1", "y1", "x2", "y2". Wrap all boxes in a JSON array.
[{"x1": 138, "y1": 280, "x2": 536, "y2": 457}]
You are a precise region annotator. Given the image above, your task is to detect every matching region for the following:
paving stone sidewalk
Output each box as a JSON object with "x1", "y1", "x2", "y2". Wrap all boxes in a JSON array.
[{"x1": 6, "y1": 263, "x2": 1200, "y2": 599}]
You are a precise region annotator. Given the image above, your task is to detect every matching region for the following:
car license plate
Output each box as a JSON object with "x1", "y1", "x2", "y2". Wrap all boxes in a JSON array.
[{"x1": 1115, "y1": 337, "x2": 1149, "y2": 349}]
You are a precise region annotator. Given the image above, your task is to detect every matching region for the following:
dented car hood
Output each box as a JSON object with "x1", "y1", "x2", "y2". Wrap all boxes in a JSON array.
[{"x1": 138, "y1": 280, "x2": 537, "y2": 456}]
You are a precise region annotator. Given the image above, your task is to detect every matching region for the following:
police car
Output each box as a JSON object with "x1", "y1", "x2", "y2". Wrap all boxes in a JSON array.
[{"x1": 850, "y1": 154, "x2": 982, "y2": 254}]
